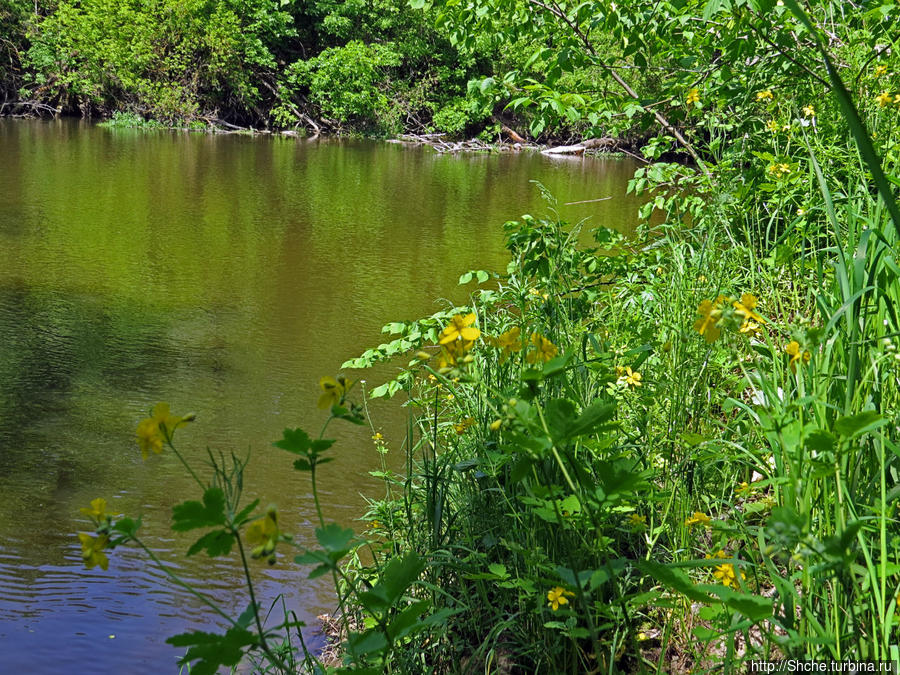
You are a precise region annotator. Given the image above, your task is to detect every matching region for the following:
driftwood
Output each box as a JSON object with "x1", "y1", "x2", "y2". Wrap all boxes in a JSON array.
[{"x1": 541, "y1": 137, "x2": 617, "y2": 156}]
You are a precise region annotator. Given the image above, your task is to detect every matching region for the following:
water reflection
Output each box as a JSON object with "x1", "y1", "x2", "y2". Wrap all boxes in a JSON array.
[{"x1": 0, "y1": 118, "x2": 642, "y2": 670}]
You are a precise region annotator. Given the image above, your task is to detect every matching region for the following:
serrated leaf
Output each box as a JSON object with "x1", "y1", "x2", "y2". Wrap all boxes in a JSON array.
[
  {"x1": 172, "y1": 488, "x2": 226, "y2": 531},
  {"x1": 635, "y1": 560, "x2": 714, "y2": 604},
  {"x1": 316, "y1": 523, "x2": 355, "y2": 554},
  {"x1": 187, "y1": 529, "x2": 234, "y2": 557},
  {"x1": 273, "y1": 427, "x2": 312, "y2": 454},
  {"x1": 833, "y1": 411, "x2": 885, "y2": 438},
  {"x1": 167, "y1": 627, "x2": 257, "y2": 675}
]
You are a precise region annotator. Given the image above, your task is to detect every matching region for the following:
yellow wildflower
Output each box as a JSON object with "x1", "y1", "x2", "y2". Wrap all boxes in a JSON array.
[
  {"x1": 714, "y1": 561, "x2": 745, "y2": 588},
  {"x1": 686, "y1": 88, "x2": 700, "y2": 105},
  {"x1": 756, "y1": 89, "x2": 773, "y2": 101},
  {"x1": 526, "y1": 333, "x2": 558, "y2": 364},
  {"x1": 685, "y1": 511, "x2": 712, "y2": 528},
  {"x1": 693, "y1": 296, "x2": 727, "y2": 343},
  {"x1": 736, "y1": 481, "x2": 753, "y2": 497},
  {"x1": 874, "y1": 64, "x2": 888, "y2": 78},
  {"x1": 618, "y1": 366, "x2": 642, "y2": 388},
  {"x1": 454, "y1": 417, "x2": 476, "y2": 435},
  {"x1": 136, "y1": 418, "x2": 163, "y2": 459},
  {"x1": 802, "y1": 105, "x2": 815, "y2": 118},
  {"x1": 739, "y1": 321, "x2": 760, "y2": 337},
  {"x1": 79, "y1": 498, "x2": 120, "y2": 522},
  {"x1": 876, "y1": 91, "x2": 893, "y2": 107},
  {"x1": 439, "y1": 313, "x2": 480, "y2": 345},
  {"x1": 246, "y1": 507, "x2": 279, "y2": 559},
  {"x1": 547, "y1": 586, "x2": 575, "y2": 611},
  {"x1": 488, "y1": 326, "x2": 523, "y2": 361},
  {"x1": 765, "y1": 119, "x2": 779, "y2": 132},
  {"x1": 436, "y1": 338, "x2": 474, "y2": 371},
  {"x1": 371, "y1": 432, "x2": 383, "y2": 442},
  {"x1": 135, "y1": 402, "x2": 192, "y2": 460},
  {"x1": 78, "y1": 533, "x2": 110, "y2": 571},
  {"x1": 318, "y1": 375, "x2": 351, "y2": 409},
  {"x1": 785, "y1": 341, "x2": 811, "y2": 371},
  {"x1": 627, "y1": 513, "x2": 647, "y2": 530},
  {"x1": 489, "y1": 419, "x2": 502, "y2": 431},
  {"x1": 733, "y1": 293, "x2": 764, "y2": 324}
]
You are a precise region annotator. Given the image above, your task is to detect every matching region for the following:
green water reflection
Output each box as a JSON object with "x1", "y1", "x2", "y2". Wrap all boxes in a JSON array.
[{"x1": 0, "y1": 118, "x2": 642, "y2": 670}]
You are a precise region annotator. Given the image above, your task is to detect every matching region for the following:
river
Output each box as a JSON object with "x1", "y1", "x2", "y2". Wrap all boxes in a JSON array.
[{"x1": 0, "y1": 118, "x2": 642, "y2": 671}]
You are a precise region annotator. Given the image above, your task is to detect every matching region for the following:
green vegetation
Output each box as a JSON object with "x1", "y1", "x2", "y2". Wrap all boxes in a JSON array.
[{"x1": 68, "y1": 0, "x2": 900, "y2": 673}]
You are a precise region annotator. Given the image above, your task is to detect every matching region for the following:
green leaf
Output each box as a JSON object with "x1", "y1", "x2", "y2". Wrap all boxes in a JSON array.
[
  {"x1": 561, "y1": 399, "x2": 616, "y2": 442},
  {"x1": 167, "y1": 627, "x2": 257, "y2": 675},
  {"x1": 635, "y1": 560, "x2": 714, "y2": 604},
  {"x1": 316, "y1": 523, "x2": 355, "y2": 554},
  {"x1": 833, "y1": 411, "x2": 885, "y2": 438},
  {"x1": 387, "y1": 599, "x2": 431, "y2": 640},
  {"x1": 112, "y1": 517, "x2": 141, "y2": 537},
  {"x1": 172, "y1": 488, "x2": 226, "y2": 531},
  {"x1": 273, "y1": 427, "x2": 313, "y2": 454},
  {"x1": 187, "y1": 529, "x2": 234, "y2": 557},
  {"x1": 347, "y1": 629, "x2": 388, "y2": 656},
  {"x1": 700, "y1": 585, "x2": 773, "y2": 622}
]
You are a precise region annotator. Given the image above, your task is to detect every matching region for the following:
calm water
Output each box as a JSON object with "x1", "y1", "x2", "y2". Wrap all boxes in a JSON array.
[{"x1": 0, "y1": 119, "x2": 641, "y2": 671}]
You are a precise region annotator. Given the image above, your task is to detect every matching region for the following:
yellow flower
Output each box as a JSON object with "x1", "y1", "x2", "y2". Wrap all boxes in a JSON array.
[
  {"x1": 454, "y1": 417, "x2": 476, "y2": 435},
  {"x1": 693, "y1": 296, "x2": 727, "y2": 343},
  {"x1": 785, "y1": 341, "x2": 811, "y2": 371},
  {"x1": 733, "y1": 293, "x2": 764, "y2": 324},
  {"x1": 874, "y1": 64, "x2": 888, "y2": 78},
  {"x1": 547, "y1": 586, "x2": 575, "y2": 611},
  {"x1": 318, "y1": 375, "x2": 351, "y2": 410},
  {"x1": 436, "y1": 338, "x2": 474, "y2": 371},
  {"x1": 765, "y1": 119, "x2": 779, "y2": 132},
  {"x1": 78, "y1": 533, "x2": 110, "y2": 571},
  {"x1": 135, "y1": 403, "x2": 193, "y2": 460},
  {"x1": 627, "y1": 513, "x2": 647, "y2": 529},
  {"x1": 735, "y1": 481, "x2": 753, "y2": 497},
  {"x1": 439, "y1": 313, "x2": 481, "y2": 345},
  {"x1": 685, "y1": 511, "x2": 712, "y2": 528},
  {"x1": 618, "y1": 366, "x2": 642, "y2": 388},
  {"x1": 371, "y1": 432, "x2": 383, "y2": 442},
  {"x1": 246, "y1": 507, "x2": 279, "y2": 559},
  {"x1": 79, "y1": 498, "x2": 120, "y2": 521},
  {"x1": 739, "y1": 321, "x2": 760, "y2": 337},
  {"x1": 488, "y1": 326, "x2": 523, "y2": 361},
  {"x1": 766, "y1": 163, "x2": 791, "y2": 178},
  {"x1": 714, "y1": 561, "x2": 745, "y2": 588},
  {"x1": 802, "y1": 104, "x2": 815, "y2": 118},
  {"x1": 526, "y1": 332, "x2": 558, "y2": 364},
  {"x1": 489, "y1": 419, "x2": 502, "y2": 431},
  {"x1": 756, "y1": 89, "x2": 773, "y2": 101},
  {"x1": 686, "y1": 88, "x2": 700, "y2": 105},
  {"x1": 136, "y1": 418, "x2": 163, "y2": 460},
  {"x1": 706, "y1": 549, "x2": 728, "y2": 560},
  {"x1": 876, "y1": 91, "x2": 893, "y2": 107}
]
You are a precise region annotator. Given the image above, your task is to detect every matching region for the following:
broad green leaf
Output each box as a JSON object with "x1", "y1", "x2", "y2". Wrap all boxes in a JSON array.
[
  {"x1": 387, "y1": 599, "x2": 431, "y2": 640},
  {"x1": 167, "y1": 627, "x2": 257, "y2": 675},
  {"x1": 700, "y1": 585, "x2": 773, "y2": 622},
  {"x1": 833, "y1": 411, "x2": 885, "y2": 438},
  {"x1": 172, "y1": 488, "x2": 226, "y2": 531},
  {"x1": 635, "y1": 560, "x2": 714, "y2": 604},
  {"x1": 187, "y1": 529, "x2": 234, "y2": 557},
  {"x1": 316, "y1": 523, "x2": 355, "y2": 554}
]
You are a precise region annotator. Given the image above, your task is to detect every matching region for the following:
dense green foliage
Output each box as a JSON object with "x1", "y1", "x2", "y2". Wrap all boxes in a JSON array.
[{"x1": 1, "y1": 0, "x2": 500, "y2": 133}]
